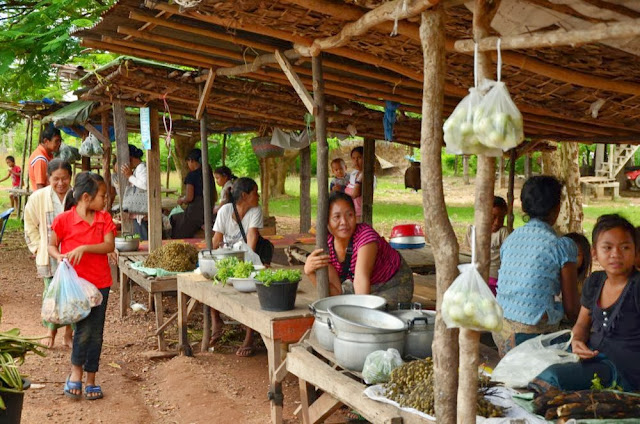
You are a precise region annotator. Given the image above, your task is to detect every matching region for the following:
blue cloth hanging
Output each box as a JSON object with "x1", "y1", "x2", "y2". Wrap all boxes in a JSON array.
[{"x1": 383, "y1": 101, "x2": 400, "y2": 141}]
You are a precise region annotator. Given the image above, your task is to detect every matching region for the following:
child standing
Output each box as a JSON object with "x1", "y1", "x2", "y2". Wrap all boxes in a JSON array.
[
  {"x1": 533, "y1": 214, "x2": 640, "y2": 392},
  {"x1": 329, "y1": 158, "x2": 349, "y2": 193},
  {"x1": 48, "y1": 172, "x2": 115, "y2": 400},
  {"x1": 0, "y1": 156, "x2": 22, "y2": 210}
]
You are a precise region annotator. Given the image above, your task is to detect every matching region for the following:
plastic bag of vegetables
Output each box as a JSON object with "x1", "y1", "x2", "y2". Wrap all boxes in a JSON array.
[
  {"x1": 443, "y1": 87, "x2": 482, "y2": 155},
  {"x1": 362, "y1": 348, "x2": 404, "y2": 385},
  {"x1": 472, "y1": 81, "x2": 524, "y2": 151},
  {"x1": 58, "y1": 143, "x2": 81, "y2": 163},
  {"x1": 41, "y1": 259, "x2": 103, "y2": 325},
  {"x1": 79, "y1": 133, "x2": 104, "y2": 157}
]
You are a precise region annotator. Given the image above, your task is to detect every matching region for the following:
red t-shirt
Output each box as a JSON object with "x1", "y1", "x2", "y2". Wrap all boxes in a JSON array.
[
  {"x1": 10, "y1": 165, "x2": 21, "y2": 187},
  {"x1": 51, "y1": 207, "x2": 116, "y2": 289}
]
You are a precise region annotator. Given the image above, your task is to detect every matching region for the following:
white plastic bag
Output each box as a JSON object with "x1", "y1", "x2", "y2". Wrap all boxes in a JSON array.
[
  {"x1": 491, "y1": 330, "x2": 579, "y2": 388},
  {"x1": 441, "y1": 226, "x2": 503, "y2": 332},
  {"x1": 41, "y1": 259, "x2": 103, "y2": 325},
  {"x1": 443, "y1": 87, "x2": 483, "y2": 155},
  {"x1": 79, "y1": 133, "x2": 104, "y2": 157},
  {"x1": 362, "y1": 348, "x2": 404, "y2": 384}
]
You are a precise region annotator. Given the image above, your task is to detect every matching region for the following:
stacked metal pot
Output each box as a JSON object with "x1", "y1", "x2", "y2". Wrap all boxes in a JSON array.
[{"x1": 309, "y1": 296, "x2": 436, "y2": 372}]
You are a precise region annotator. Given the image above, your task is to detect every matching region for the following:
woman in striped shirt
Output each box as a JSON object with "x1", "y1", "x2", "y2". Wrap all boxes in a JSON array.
[{"x1": 304, "y1": 192, "x2": 413, "y2": 307}]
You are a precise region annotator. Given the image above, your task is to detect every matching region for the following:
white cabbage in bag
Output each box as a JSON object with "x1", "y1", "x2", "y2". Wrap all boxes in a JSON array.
[{"x1": 473, "y1": 81, "x2": 524, "y2": 151}]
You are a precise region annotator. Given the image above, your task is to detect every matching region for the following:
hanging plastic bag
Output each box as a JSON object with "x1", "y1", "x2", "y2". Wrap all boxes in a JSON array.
[
  {"x1": 473, "y1": 40, "x2": 524, "y2": 151},
  {"x1": 441, "y1": 226, "x2": 503, "y2": 332},
  {"x1": 41, "y1": 259, "x2": 103, "y2": 325},
  {"x1": 79, "y1": 133, "x2": 104, "y2": 157},
  {"x1": 362, "y1": 348, "x2": 404, "y2": 384},
  {"x1": 58, "y1": 143, "x2": 81, "y2": 163},
  {"x1": 491, "y1": 330, "x2": 579, "y2": 388}
]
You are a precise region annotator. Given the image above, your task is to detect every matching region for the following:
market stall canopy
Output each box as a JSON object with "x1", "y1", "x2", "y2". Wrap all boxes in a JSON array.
[
  {"x1": 41, "y1": 100, "x2": 95, "y2": 128},
  {"x1": 0, "y1": 99, "x2": 67, "y2": 119},
  {"x1": 73, "y1": 0, "x2": 640, "y2": 144}
]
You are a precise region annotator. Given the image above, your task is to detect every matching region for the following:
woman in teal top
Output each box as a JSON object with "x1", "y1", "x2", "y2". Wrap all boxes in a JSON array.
[{"x1": 494, "y1": 176, "x2": 580, "y2": 356}]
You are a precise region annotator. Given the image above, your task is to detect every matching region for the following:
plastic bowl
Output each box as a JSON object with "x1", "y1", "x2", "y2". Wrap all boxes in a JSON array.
[
  {"x1": 229, "y1": 278, "x2": 257, "y2": 293},
  {"x1": 390, "y1": 224, "x2": 424, "y2": 239}
]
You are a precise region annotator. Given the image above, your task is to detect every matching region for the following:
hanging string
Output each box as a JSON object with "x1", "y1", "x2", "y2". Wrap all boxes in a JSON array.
[
  {"x1": 470, "y1": 225, "x2": 477, "y2": 267},
  {"x1": 496, "y1": 38, "x2": 502, "y2": 82},
  {"x1": 390, "y1": 0, "x2": 408, "y2": 37},
  {"x1": 473, "y1": 42, "x2": 478, "y2": 88}
]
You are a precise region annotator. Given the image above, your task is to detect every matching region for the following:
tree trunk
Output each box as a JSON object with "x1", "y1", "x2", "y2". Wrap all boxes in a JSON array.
[
  {"x1": 543, "y1": 142, "x2": 583, "y2": 234},
  {"x1": 463, "y1": 155, "x2": 470, "y2": 184},
  {"x1": 420, "y1": 8, "x2": 459, "y2": 424},
  {"x1": 173, "y1": 134, "x2": 199, "y2": 194},
  {"x1": 271, "y1": 150, "x2": 299, "y2": 196}
]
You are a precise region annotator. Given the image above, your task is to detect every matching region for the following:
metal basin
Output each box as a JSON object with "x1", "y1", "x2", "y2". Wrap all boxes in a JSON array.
[
  {"x1": 200, "y1": 248, "x2": 245, "y2": 262},
  {"x1": 327, "y1": 305, "x2": 407, "y2": 334},
  {"x1": 332, "y1": 329, "x2": 406, "y2": 371},
  {"x1": 115, "y1": 235, "x2": 140, "y2": 252}
]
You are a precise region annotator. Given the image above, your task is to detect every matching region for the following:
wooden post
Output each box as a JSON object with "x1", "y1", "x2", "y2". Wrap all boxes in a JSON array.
[
  {"x1": 362, "y1": 137, "x2": 375, "y2": 225},
  {"x1": 200, "y1": 111, "x2": 214, "y2": 354},
  {"x1": 101, "y1": 110, "x2": 112, "y2": 208},
  {"x1": 113, "y1": 102, "x2": 132, "y2": 234},
  {"x1": 507, "y1": 149, "x2": 516, "y2": 232},
  {"x1": 313, "y1": 54, "x2": 330, "y2": 299},
  {"x1": 221, "y1": 133, "x2": 227, "y2": 166},
  {"x1": 524, "y1": 153, "x2": 532, "y2": 178},
  {"x1": 498, "y1": 156, "x2": 504, "y2": 189},
  {"x1": 463, "y1": 155, "x2": 470, "y2": 184},
  {"x1": 19, "y1": 117, "x2": 30, "y2": 192},
  {"x1": 24, "y1": 119, "x2": 34, "y2": 194},
  {"x1": 147, "y1": 105, "x2": 162, "y2": 252},
  {"x1": 420, "y1": 7, "x2": 459, "y2": 424},
  {"x1": 300, "y1": 145, "x2": 311, "y2": 233},
  {"x1": 81, "y1": 156, "x2": 90, "y2": 172},
  {"x1": 262, "y1": 157, "x2": 270, "y2": 218},
  {"x1": 460, "y1": 0, "x2": 501, "y2": 422}
]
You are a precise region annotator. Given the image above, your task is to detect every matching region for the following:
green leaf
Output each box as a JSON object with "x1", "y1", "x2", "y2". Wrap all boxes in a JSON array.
[{"x1": 71, "y1": 18, "x2": 94, "y2": 28}]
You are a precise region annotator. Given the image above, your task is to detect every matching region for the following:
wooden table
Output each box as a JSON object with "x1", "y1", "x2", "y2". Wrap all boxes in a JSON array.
[
  {"x1": 177, "y1": 272, "x2": 316, "y2": 424},
  {"x1": 8, "y1": 188, "x2": 32, "y2": 217},
  {"x1": 288, "y1": 336, "x2": 434, "y2": 424},
  {"x1": 118, "y1": 252, "x2": 178, "y2": 351}
]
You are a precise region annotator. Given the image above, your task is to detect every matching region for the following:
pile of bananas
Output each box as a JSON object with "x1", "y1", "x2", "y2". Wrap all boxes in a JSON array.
[
  {"x1": 144, "y1": 242, "x2": 199, "y2": 272},
  {"x1": 383, "y1": 358, "x2": 506, "y2": 418}
]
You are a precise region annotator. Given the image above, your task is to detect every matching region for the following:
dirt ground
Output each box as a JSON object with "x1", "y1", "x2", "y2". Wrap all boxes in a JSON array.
[{"x1": 0, "y1": 230, "x2": 339, "y2": 424}]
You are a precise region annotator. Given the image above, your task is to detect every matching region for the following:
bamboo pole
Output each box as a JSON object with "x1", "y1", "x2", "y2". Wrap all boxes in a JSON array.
[
  {"x1": 419, "y1": 7, "x2": 458, "y2": 423},
  {"x1": 200, "y1": 111, "x2": 213, "y2": 353},
  {"x1": 455, "y1": 19, "x2": 640, "y2": 52},
  {"x1": 313, "y1": 54, "x2": 330, "y2": 299},
  {"x1": 221, "y1": 133, "x2": 227, "y2": 166},
  {"x1": 507, "y1": 149, "x2": 516, "y2": 232},
  {"x1": 300, "y1": 146, "x2": 311, "y2": 233}
]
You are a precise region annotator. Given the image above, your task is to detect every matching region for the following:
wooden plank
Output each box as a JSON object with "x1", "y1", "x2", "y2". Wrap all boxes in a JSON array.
[
  {"x1": 299, "y1": 146, "x2": 311, "y2": 233},
  {"x1": 84, "y1": 122, "x2": 109, "y2": 145},
  {"x1": 119, "y1": 266, "x2": 130, "y2": 318},
  {"x1": 154, "y1": 297, "x2": 197, "y2": 336},
  {"x1": 147, "y1": 105, "x2": 162, "y2": 252},
  {"x1": 263, "y1": 335, "x2": 284, "y2": 424},
  {"x1": 362, "y1": 137, "x2": 375, "y2": 225},
  {"x1": 298, "y1": 378, "x2": 314, "y2": 424},
  {"x1": 113, "y1": 102, "x2": 132, "y2": 234},
  {"x1": 178, "y1": 290, "x2": 192, "y2": 356},
  {"x1": 274, "y1": 50, "x2": 317, "y2": 115},
  {"x1": 195, "y1": 70, "x2": 215, "y2": 120},
  {"x1": 307, "y1": 392, "x2": 342, "y2": 424},
  {"x1": 272, "y1": 317, "x2": 315, "y2": 343},
  {"x1": 154, "y1": 292, "x2": 166, "y2": 351}
]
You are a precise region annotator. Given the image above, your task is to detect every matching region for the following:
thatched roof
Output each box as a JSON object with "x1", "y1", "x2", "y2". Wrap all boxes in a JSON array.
[{"x1": 74, "y1": 0, "x2": 640, "y2": 144}]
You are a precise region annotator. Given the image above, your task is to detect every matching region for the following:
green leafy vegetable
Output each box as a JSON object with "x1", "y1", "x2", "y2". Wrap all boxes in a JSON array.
[
  {"x1": 213, "y1": 258, "x2": 256, "y2": 285},
  {"x1": 254, "y1": 269, "x2": 302, "y2": 287},
  {"x1": 590, "y1": 373, "x2": 623, "y2": 391}
]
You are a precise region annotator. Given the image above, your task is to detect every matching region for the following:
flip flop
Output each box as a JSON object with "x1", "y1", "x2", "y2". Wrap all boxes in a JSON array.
[
  {"x1": 64, "y1": 376, "x2": 82, "y2": 400},
  {"x1": 235, "y1": 346, "x2": 255, "y2": 357},
  {"x1": 84, "y1": 385, "x2": 103, "y2": 400},
  {"x1": 209, "y1": 328, "x2": 225, "y2": 346}
]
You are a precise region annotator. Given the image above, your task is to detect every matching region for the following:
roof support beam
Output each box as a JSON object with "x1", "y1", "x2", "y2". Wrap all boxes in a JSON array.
[
  {"x1": 195, "y1": 69, "x2": 215, "y2": 120},
  {"x1": 274, "y1": 50, "x2": 317, "y2": 115},
  {"x1": 295, "y1": 0, "x2": 440, "y2": 57},
  {"x1": 84, "y1": 122, "x2": 109, "y2": 145}
]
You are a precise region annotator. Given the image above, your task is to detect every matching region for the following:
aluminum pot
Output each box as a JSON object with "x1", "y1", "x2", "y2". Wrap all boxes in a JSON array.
[
  {"x1": 198, "y1": 257, "x2": 217, "y2": 279},
  {"x1": 330, "y1": 327, "x2": 406, "y2": 372},
  {"x1": 309, "y1": 295, "x2": 386, "y2": 351},
  {"x1": 115, "y1": 235, "x2": 140, "y2": 252},
  {"x1": 200, "y1": 247, "x2": 246, "y2": 262},
  {"x1": 327, "y1": 305, "x2": 406, "y2": 334},
  {"x1": 390, "y1": 308, "x2": 436, "y2": 358}
]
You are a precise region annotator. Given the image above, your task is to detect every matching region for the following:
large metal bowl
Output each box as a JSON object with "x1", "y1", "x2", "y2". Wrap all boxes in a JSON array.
[
  {"x1": 115, "y1": 235, "x2": 140, "y2": 252},
  {"x1": 309, "y1": 294, "x2": 387, "y2": 324},
  {"x1": 199, "y1": 248, "x2": 246, "y2": 262},
  {"x1": 327, "y1": 305, "x2": 407, "y2": 334}
]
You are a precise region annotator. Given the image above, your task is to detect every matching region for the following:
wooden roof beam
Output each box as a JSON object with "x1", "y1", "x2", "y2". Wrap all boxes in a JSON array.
[
  {"x1": 124, "y1": 10, "x2": 171, "y2": 40},
  {"x1": 295, "y1": 0, "x2": 440, "y2": 57},
  {"x1": 196, "y1": 70, "x2": 215, "y2": 120},
  {"x1": 274, "y1": 50, "x2": 317, "y2": 115}
]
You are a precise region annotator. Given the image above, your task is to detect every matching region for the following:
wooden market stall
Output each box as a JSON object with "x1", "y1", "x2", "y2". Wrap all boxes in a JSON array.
[{"x1": 73, "y1": 0, "x2": 640, "y2": 422}]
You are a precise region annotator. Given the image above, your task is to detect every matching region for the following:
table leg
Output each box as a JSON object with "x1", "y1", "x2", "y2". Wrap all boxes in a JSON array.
[
  {"x1": 154, "y1": 292, "x2": 166, "y2": 351},
  {"x1": 120, "y1": 269, "x2": 130, "y2": 319},
  {"x1": 299, "y1": 378, "x2": 314, "y2": 424},
  {"x1": 263, "y1": 335, "x2": 283, "y2": 424},
  {"x1": 178, "y1": 290, "x2": 192, "y2": 357},
  {"x1": 201, "y1": 305, "x2": 211, "y2": 352}
]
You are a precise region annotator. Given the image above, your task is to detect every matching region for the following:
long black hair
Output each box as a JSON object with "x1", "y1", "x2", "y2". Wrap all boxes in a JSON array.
[
  {"x1": 563, "y1": 232, "x2": 592, "y2": 284},
  {"x1": 328, "y1": 191, "x2": 355, "y2": 213},
  {"x1": 64, "y1": 172, "x2": 105, "y2": 211},
  {"x1": 128, "y1": 144, "x2": 144, "y2": 160},
  {"x1": 47, "y1": 158, "x2": 72, "y2": 176},
  {"x1": 231, "y1": 177, "x2": 257, "y2": 204},
  {"x1": 214, "y1": 165, "x2": 235, "y2": 180}
]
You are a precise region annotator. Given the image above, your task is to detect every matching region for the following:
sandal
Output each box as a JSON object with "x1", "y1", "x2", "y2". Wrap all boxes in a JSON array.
[
  {"x1": 209, "y1": 328, "x2": 225, "y2": 346},
  {"x1": 63, "y1": 376, "x2": 82, "y2": 400},
  {"x1": 235, "y1": 346, "x2": 255, "y2": 357},
  {"x1": 84, "y1": 385, "x2": 104, "y2": 400}
]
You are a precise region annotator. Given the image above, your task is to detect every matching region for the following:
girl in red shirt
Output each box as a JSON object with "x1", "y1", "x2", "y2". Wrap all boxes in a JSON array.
[{"x1": 48, "y1": 172, "x2": 115, "y2": 401}]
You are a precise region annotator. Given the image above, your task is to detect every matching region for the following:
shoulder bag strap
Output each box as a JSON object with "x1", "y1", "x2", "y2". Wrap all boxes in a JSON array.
[
  {"x1": 337, "y1": 237, "x2": 354, "y2": 281},
  {"x1": 232, "y1": 202, "x2": 248, "y2": 243}
]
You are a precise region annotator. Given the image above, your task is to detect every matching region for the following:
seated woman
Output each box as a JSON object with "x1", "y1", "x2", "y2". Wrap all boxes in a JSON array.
[
  {"x1": 494, "y1": 175, "x2": 579, "y2": 357},
  {"x1": 210, "y1": 177, "x2": 263, "y2": 356},
  {"x1": 532, "y1": 215, "x2": 640, "y2": 393},
  {"x1": 213, "y1": 165, "x2": 235, "y2": 215},
  {"x1": 170, "y1": 148, "x2": 216, "y2": 239},
  {"x1": 304, "y1": 192, "x2": 413, "y2": 308}
]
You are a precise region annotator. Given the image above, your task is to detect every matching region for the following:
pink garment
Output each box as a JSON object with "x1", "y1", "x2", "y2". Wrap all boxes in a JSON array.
[
  {"x1": 488, "y1": 277, "x2": 498, "y2": 296},
  {"x1": 344, "y1": 183, "x2": 362, "y2": 218}
]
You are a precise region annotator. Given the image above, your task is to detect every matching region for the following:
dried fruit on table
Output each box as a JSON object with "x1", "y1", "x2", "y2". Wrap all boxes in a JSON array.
[
  {"x1": 144, "y1": 242, "x2": 198, "y2": 272},
  {"x1": 533, "y1": 389, "x2": 640, "y2": 420}
]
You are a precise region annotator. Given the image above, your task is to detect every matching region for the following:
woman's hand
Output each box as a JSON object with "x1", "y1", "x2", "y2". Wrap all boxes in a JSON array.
[
  {"x1": 66, "y1": 246, "x2": 86, "y2": 265},
  {"x1": 304, "y1": 249, "x2": 330, "y2": 275},
  {"x1": 121, "y1": 164, "x2": 133, "y2": 179},
  {"x1": 572, "y1": 340, "x2": 598, "y2": 359}
]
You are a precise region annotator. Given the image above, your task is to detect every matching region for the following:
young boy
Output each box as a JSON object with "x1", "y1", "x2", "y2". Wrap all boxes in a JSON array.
[
  {"x1": 467, "y1": 196, "x2": 510, "y2": 295},
  {"x1": 0, "y1": 156, "x2": 22, "y2": 210},
  {"x1": 329, "y1": 158, "x2": 349, "y2": 193}
]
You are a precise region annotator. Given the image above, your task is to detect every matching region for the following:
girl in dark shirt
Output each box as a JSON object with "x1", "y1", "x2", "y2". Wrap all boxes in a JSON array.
[
  {"x1": 170, "y1": 149, "x2": 216, "y2": 239},
  {"x1": 532, "y1": 214, "x2": 640, "y2": 392}
]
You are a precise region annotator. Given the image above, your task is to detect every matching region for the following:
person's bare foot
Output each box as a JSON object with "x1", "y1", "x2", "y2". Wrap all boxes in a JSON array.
[
  {"x1": 41, "y1": 329, "x2": 57, "y2": 348},
  {"x1": 63, "y1": 326, "x2": 73, "y2": 348}
]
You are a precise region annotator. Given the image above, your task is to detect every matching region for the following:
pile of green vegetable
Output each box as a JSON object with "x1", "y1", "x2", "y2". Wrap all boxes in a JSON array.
[
  {"x1": 254, "y1": 269, "x2": 302, "y2": 287},
  {"x1": 213, "y1": 258, "x2": 255, "y2": 285},
  {"x1": 144, "y1": 242, "x2": 199, "y2": 272}
]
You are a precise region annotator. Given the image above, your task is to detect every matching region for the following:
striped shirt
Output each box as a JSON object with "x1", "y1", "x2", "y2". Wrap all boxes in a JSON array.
[
  {"x1": 28, "y1": 144, "x2": 53, "y2": 189},
  {"x1": 328, "y1": 223, "x2": 401, "y2": 286},
  {"x1": 497, "y1": 218, "x2": 577, "y2": 326}
]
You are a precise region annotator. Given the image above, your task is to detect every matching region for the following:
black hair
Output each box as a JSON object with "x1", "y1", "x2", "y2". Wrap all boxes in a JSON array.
[
  {"x1": 331, "y1": 158, "x2": 346, "y2": 168},
  {"x1": 328, "y1": 191, "x2": 355, "y2": 213},
  {"x1": 592, "y1": 214, "x2": 637, "y2": 250},
  {"x1": 350, "y1": 146, "x2": 364, "y2": 156},
  {"x1": 563, "y1": 232, "x2": 592, "y2": 284},
  {"x1": 5, "y1": 156, "x2": 15, "y2": 163},
  {"x1": 520, "y1": 175, "x2": 563, "y2": 221},
  {"x1": 128, "y1": 144, "x2": 144, "y2": 160},
  {"x1": 47, "y1": 158, "x2": 72, "y2": 177},
  {"x1": 41, "y1": 125, "x2": 61, "y2": 143},
  {"x1": 493, "y1": 196, "x2": 507, "y2": 211},
  {"x1": 214, "y1": 165, "x2": 235, "y2": 180},
  {"x1": 64, "y1": 172, "x2": 105, "y2": 211},
  {"x1": 231, "y1": 177, "x2": 258, "y2": 203},
  {"x1": 186, "y1": 148, "x2": 202, "y2": 164}
]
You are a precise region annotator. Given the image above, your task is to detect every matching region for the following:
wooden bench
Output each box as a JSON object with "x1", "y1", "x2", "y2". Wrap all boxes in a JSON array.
[{"x1": 580, "y1": 176, "x2": 619, "y2": 201}]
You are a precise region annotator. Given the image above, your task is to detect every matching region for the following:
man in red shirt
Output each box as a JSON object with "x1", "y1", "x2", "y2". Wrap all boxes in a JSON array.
[{"x1": 29, "y1": 126, "x2": 62, "y2": 190}]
